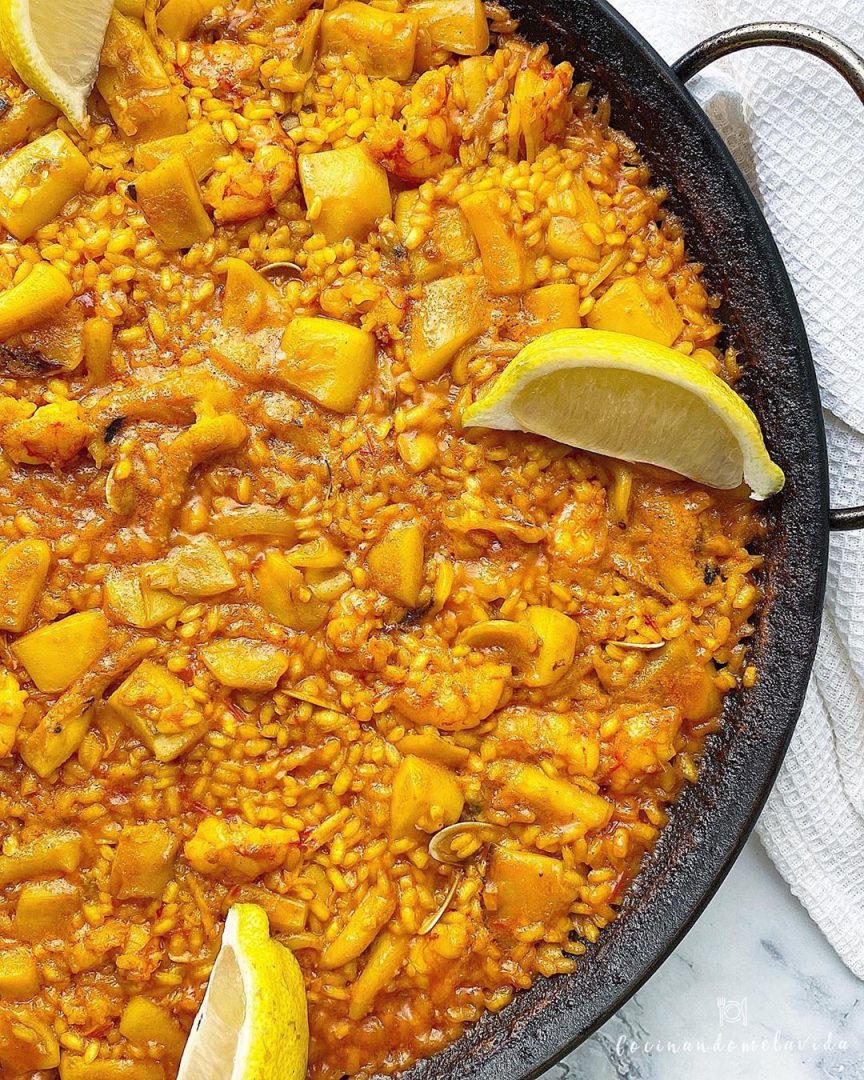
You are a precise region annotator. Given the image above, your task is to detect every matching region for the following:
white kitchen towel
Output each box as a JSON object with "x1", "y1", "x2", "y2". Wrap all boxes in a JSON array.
[{"x1": 605, "y1": 1, "x2": 864, "y2": 977}]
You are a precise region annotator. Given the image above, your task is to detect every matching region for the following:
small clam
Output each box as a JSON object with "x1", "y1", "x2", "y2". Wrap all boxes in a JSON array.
[
  {"x1": 419, "y1": 872, "x2": 461, "y2": 936},
  {"x1": 428, "y1": 821, "x2": 505, "y2": 865},
  {"x1": 259, "y1": 260, "x2": 303, "y2": 279},
  {"x1": 605, "y1": 640, "x2": 665, "y2": 650}
]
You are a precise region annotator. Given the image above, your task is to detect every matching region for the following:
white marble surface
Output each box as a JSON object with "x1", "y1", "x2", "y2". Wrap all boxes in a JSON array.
[{"x1": 542, "y1": 835, "x2": 863, "y2": 1080}]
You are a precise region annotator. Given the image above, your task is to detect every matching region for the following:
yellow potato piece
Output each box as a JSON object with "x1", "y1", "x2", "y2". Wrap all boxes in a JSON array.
[
  {"x1": 108, "y1": 660, "x2": 208, "y2": 762},
  {"x1": 104, "y1": 570, "x2": 187, "y2": 628},
  {"x1": 408, "y1": 0, "x2": 489, "y2": 55},
  {"x1": 0, "y1": 948, "x2": 41, "y2": 1001},
  {"x1": 134, "y1": 152, "x2": 214, "y2": 251},
  {"x1": 0, "y1": 91, "x2": 58, "y2": 155},
  {"x1": 367, "y1": 521, "x2": 425, "y2": 607},
  {"x1": 97, "y1": 11, "x2": 187, "y2": 141},
  {"x1": 408, "y1": 274, "x2": 487, "y2": 380},
  {"x1": 587, "y1": 275, "x2": 684, "y2": 347},
  {"x1": 0, "y1": 130, "x2": 87, "y2": 240},
  {"x1": 146, "y1": 535, "x2": 237, "y2": 598},
  {"x1": 157, "y1": 0, "x2": 221, "y2": 40},
  {"x1": 459, "y1": 189, "x2": 528, "y2": 295},
  {"x1": 524, "y1": 283, "x2": 582, "y2": 332},
  {"x1": 278, "y1": 316, "x2": 376, "y2": 413},
  {"x1": 222, "y1": 257, "x2": 285, "y2": 331},
  {"x1": 12, "y1": 610, "x2": 110, "y2": 693},
  {"x1": 120, "y1": 997, "x2": 186, "y2": 1055},
  {"x1": 59, "y1": 1057, "x2": 164, "y2": 1080},
  {"x1": 320, "y1": 2, "x2": 417, "y2": 81},
  {"x1": 484, "y1": 846, "x2": 577, "y2": 931},
  {"x1": 133, "y1": 121, "x2": 228, "y2": 181},
  {"x1": 390, "y1": 753, "x2": 464, "y2": 838},
  {"x1": 394, "y1": 191, "x2": 478, "y2": 283},
  {"x1": 0, "y1": 829, "x2": 81, "y2": 887},
  {"x1": 200, "y1": 638, "x2": 289, "y2": 692},
  {"x1": 110, "y1": 822, "x2": 178, "y2": 901},
  {"x1": 0, "y1": 262, "x2": 73, "y2": 340},
  {"x1": 14, "y1": 879, "x2": 79, "y2": 941},
  {"x1": 299, "y1": 144, "x2": 391, "y2": 243},
  {"x1": 521, "y1": 605, "x2": 579, "y2": 687},
  {"x1": 20, "y1": 701, "x2": 92, "y2": 779},
  {"x1": 0, "y1": 539, "x2": 50, "y2": 633}
]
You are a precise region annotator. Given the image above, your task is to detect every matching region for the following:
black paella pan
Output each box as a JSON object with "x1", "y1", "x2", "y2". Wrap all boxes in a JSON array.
[{"x1": 404, "y1": 2, "x2": 864, "y2": 1078}]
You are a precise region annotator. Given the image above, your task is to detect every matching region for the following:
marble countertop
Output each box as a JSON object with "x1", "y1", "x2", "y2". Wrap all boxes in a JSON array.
[{"x1": 542, "y1": 836, "x2": 863, "y2": 1080}]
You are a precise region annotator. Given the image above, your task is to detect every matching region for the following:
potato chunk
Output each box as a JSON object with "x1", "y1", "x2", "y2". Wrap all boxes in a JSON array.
[
  {"x1": 0, "y1": 671, "x2": 25, "y2": 757},
  {"x1": 184, "y1": 817, "x2": 295, "y2": 881},
  {"x1": 408, "y1": 274, "x2": 486, "y2": 380},
  {"x1": 367, "y1": 522, "x2": 424, "y2": 607},
  {"x1": 489, "y1": 760, "x2": 612, "y2": 835},
  {"x1": 222, "y1": 258, "x2": 284, "y2": 331},
  {"x1": 320, "y1": 883, "x2": 396, "y2": 969},
  {"x1": 0, "y1": 131, "x2": 88, "y2": 240},
  {"x1": 110, "y1": 823, "x2": 179, "y2": 901},
  {"x1": 146, "y1": 535, "x2": 236, "y2": 598},
  {"x1": 587, "y1": 275, "x2": 684, "y2": 347},
  {"x1": 459, "y1": 189, "x2": 528, "y2": 294},
  {"x1": 104, "y1": 570, "x2": 186, "y2": 628},
  {"x1": 108, "y1": 660, "x2": 208, "y2": 762},
  {"x1": 201, "y1": 639, "x2": 289, "y2": 692},
  {"x1": 524, "y1": 283, "x2": 581, "y2": 332},
  {"x1": 521, "y1": 605, "x2": 579, "y2": 687},
  {"x1": 629, "y1": 636, "x2": 721, "y2": 722},
  {"x1": 0, "y1": 91, "x2": 58, "y2": 155},
  {"x1": 0, "y1": 539, "x2": 50, "y2": 633},
  {"x1": 348, "y1": 931, "x2": 409, "y2": 1020},
  {"x1": 97, "y1": 11, "x2": 187, "y2": 140},
  {"x1": 133, "y1": 121, "x2": 228, "y2": 181},
  {"x1": 279, "y1": 316, "x2": 376, "y2": 413},
  {"x1": 0, "y1": 829, "x2": 81, "y2": 886},
  {"x1": 12, "y1": 610, "x2": 109, "y2": 693},
  {"x1": 298, "y1": 145, "x2": 391, "y2": 244},
  {"x1": 410, "y1": 0, "x2": 488, "y2": 54},
  {"x1": 394, "y1": 191, "x2": 478, "y2": 282},
  {"x1": 20, "y1": 701, "x2": 92, "y2": 779},
  {"x1": 157, "y1": 0, "x2": 221, "y2": 39},
  {"x1": 134, "y1": 153, "x2": 214, "y2": 251},
  {"x1": 484, "y1": 846, "x2": 577, "y2": 932},
  {"x1": 320, "y1": 2, "x2": 418, "y2": 80},
  {"x1": 546, "y1": 215, "x2": 601, "y2": 261},
  {"x1": 120, "y1": 997, "x2": 185, "y2": 1055},
  {"x1": 59, "y1": 1057, "x2": 164, "y2": 1080},
  {"x1": 0, "y1": 262, "x2": 73, "y2": 340},
  {"x1": 0, "y1": 948, "x2": 41, "y2": 1000},
  {"x1": 390, "y1": 754, "x2": 464, "y2": 838},
  {"x1": 14, "y1": 879, "x2": 80, "y2": 941},
  {"x1": 394, "y1": 661, "x2": 509, "y2": 731}
]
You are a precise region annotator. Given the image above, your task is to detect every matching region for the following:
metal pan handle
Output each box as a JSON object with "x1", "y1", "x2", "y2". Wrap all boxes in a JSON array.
[{"x1": 673, "y1": 22, "x2": 864, "y2": 533}]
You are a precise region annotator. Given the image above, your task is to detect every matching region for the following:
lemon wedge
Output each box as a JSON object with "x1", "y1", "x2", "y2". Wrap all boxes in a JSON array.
[
  {"x1": 462, "y1": 328, "x2": 784, "y2": 499},
  {"x1": 0, "y1": 0, "x2": 114, "y2": 128},
  {"x1": 177, "y1": 904, "x2": 308, "y2": 1080}
]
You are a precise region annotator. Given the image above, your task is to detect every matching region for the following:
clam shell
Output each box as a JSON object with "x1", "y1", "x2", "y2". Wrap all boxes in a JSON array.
[{"x1": 428, "y1": 822, "x2": 505, "y2": 865}]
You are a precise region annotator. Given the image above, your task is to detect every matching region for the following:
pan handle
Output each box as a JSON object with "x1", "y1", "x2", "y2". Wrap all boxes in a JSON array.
[{"x1": 673, "y1": 23, "x2": 864, "y2": 533}]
